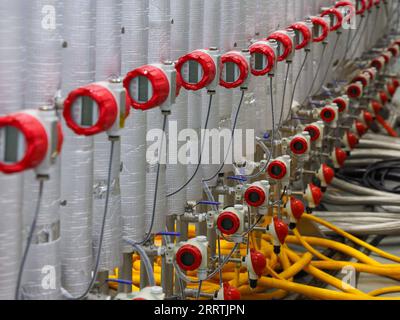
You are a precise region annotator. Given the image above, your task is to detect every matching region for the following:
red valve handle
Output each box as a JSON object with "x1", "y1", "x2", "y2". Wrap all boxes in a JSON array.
[
  {"x1": 310, "y1": 17, "x2": 330, "y2": 42},
  {"x1": 321, "y1": 7, "x2": 344, "y2": 31},
  {"x1": 266, "y1": 31, "x2": 293, "y2": 62},
  {"x1": 288, "y1": 22, "x2": 311, "y2": 50}
]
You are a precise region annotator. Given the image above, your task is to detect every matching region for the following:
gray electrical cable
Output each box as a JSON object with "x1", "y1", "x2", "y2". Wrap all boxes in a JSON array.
[
  {"x1": 15, "y1": 179, "x2": 44, "y2": 300},
  {"x1": 323, "y1": 193, "x2": 400, "y2": 206},
  {"x1": 68, "y1": 138, "x2": 115, "y2": 300},
  {"x1": 123, "y1": 238, "x2": 155, "y2": 287}
]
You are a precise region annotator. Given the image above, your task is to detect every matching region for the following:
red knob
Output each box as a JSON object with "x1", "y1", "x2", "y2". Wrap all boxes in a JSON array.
[
  {"x1": 250, "y1": 249, "x2": 266, "y2": 276},
  {"x1": 371, "y1": 100, "x2": 383, "y2": 115},
  {"x1": 289, "y1": 196, "x2": 305, "y2": 220},
  {"x1": 175, "y1": 50, "x2": 217, "y2": 91},
  {"x1": 309, "y1": 183, "x2": 323, "y2": 206},
  {"x1": 222, "y1": 283, "x2": 241, "y2": 300},
  {"x1": 219, "y1": 51, "x2": 249, "y2": 89},
  {"x1": 354, "y1": 120, "x2": 368, "y2": 136},
  {"x1": 379, "y1": 91, "x2": 389, "y2": 105},
  {"x1": 334, "y1": 147, "x2": 348, "y2": 167},
  {"x1": 320, "y1": 7, "x2": 344, "y2": 31},
  {"x1": 290, "y1": 136, "x2": 308, "y2": 155},
  {"x1": 266, "y1": 31, "x2": 293, "y2": 61},
  {"x1": 217, "y1": 211, "x2": 240, "y2": 235},
  {"x1": 288, "y1": 22, "x2": 311, "y2": 50},
  {"x1": 273, "y1": 217, "x2": 289, "y2": 245},
  {"x1": 0, "y1": 113, "x2": 49, "y2": 174},
  {"x1": 267, "y1": 160, "x2": 287, "y2": 180},
  {"x1": 321, "y1": 164, "x2": 335, "y2": 185},
  {"x1": 244, "y1": 185, "x2": 266, "y2": 207},
  {"x1": 387, "y1": 82, "x2": 396, "y2": 97},
  {"x1": 346, "y1": 130, "x2": 359, "y2": 149},
  {"x1": 63, "y1": 84, "x2": 118, "y2": 135},
  {"x1": 362, "y1": 110, "x2": 374, "y2": 126},
  {"x1": 176, "y1": 244, "x2": 202, "y2": 271},
  {"x1": 310, "y1": 16, "x2": 330, "y2": 42},
  {"x1": 304, "y1": 124, "x2": 321, "y2": 141}
]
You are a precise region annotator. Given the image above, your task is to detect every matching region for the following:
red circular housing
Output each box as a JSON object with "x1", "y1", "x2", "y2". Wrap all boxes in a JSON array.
[
  {"x1": 334, "y1": 1, "x2": 356, "y2": 24},
  {"x1": 356, "y1": 0, "x2": 367, "y2": 14},
  {"x1": 223, "y1": 283, "x2": 241, "y2": 300},
  {"x1": 320, "y1": 8, "x2": 344, "y2": 31},
  {"x1": 219, "y1": 51, "x2": 249, "y2": 89},
  {"x1": 371, "y1": 100, "x2": 383, "y2": 114},
  {"x1": 309, "y1": 183, "x2": 323, "y2": 206},
  {"x1": 304, "y1": 124, "x2": 321, "y2": 142},
  {"x1": 0, "y1": 113, "x2": 48, "y2": 174},
  {"x1": 320, "y1": 106, "x2": 336, "y2": 123},
  {"x1": 244, "y1": 185, "x2": 266, "y2": 207},
  {"x1": 290, "y1": 136, "x2": 308, "y2": 155},
  {"x1": 353, "y1": 74, "x2": 370, "y2": 87},
  {"x1": 347, "y1": 83, "x2": 363, "y2": 99},
  {"x1": 335, "y1": 147, "x2": 348, "y2": 167},
  {"x1": 273, "y1": 217, "x2": 289, "y2": 244},
  {"x1": 176, "y1": 244, "x2": 202, "y2": 271},
  {"x1": 382, "y1": 52, "x2": 392, "y2": 64},
  {"x1": 249, "y1": 41, "x2": 276, "y2": 76},
  {"x1": 175, "y1": 50, "x2": 216, "y2": 91},
  {"x1": 123, "y1": 65, "x2": 170, "y2": 110},
  {"x1": 321, "y1": 164, "x2": 335, "y2": 185},
  {"x1": 266, "y1": 31, "x2": 293, "y2": 61},
  {"x1": 388, "y1": 45, "x2": 399, "y2": 58},
  {"x1": 370, "y1": 56, "x2": 385, "y2": 71},
  {"x1": 366, "y1": 0, "x2": 374, "y2": 9},
  {"x1": 355, "y1": 120, "x2": 368, "y2": 136},
  {"x1": 392, "y1": 78, "x2": 400, "y2": 89},
  {"x1": 288, "y1": 22, "x2": 311, "y2": 50},
  {"x1": 311, "y1": 17, "x2": 329, "y2": 42},
  {"x1": 267, "y1": 160, "x2": 287, "y2": 180},
  {"x1": 63, "y1": 84, "x2": 118, "y2": 136},
  {"x1": 289, "y1": 197, "x2": 305, "y2": 220},
  {"x1": 250, "y1": 249, "x2": 266, "y2": 276},
  {"x1": 217, "y1": 211, "x2": 240, "y2": 235},
  {"x1": 363, "y1": 68, "x2": 376, "y2": 81},
  {"x1": 333, "y1": 97, "x2": 348, "y2": 113}
]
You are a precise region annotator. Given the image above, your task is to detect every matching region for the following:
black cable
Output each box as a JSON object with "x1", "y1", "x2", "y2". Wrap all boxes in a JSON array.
[
  {"x1": 69, "y1": 138, "x2": 116, "y2": 299},
  {"x1": 167, "y1": 95, "x2": 213, "y2": 197},
  {"x1": 287, "y1": 51, "x2": 310, "y2": 121},
  {"x1": 203, "y1": 90, "x2": 245, "y2": 182},
  {"x1": 302, "y1": 43, "x2": 327, "y2": 105},
  {"x1": 15, "y1": 179, "x2": 45, "y2": 300},
  {"x1": 317, "y1": 33, "x2": 341, "y2": 93},
  {"x1": 136, "y1": 114, "x2": 168, "y2": 245}
]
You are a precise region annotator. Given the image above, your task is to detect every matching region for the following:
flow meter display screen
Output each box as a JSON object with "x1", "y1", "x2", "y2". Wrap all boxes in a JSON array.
[
  {"x1": 0, "y1": 126, "x2": 25, "y2": 163},
  {"x1": 252, "y1": 52, "x2": 266, "y2": 71},
  {"x1": 222, "y1": 62, "x2": 239, "y2": 83},
  {"x1": 182, "y1": 60, "x2": 204, "y2": 84},
  {"x1": 72, "y1": 96, "x2": 99, "y2": 127},
  {"x1": 129, "y1": 76, "x2": 153, "y2": 104}
]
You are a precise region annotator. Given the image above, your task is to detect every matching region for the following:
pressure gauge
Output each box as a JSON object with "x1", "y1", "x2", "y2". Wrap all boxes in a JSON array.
[
  {"x1": 333, "y1": 95, "x2": 350, "y2": 113},
  {"x1": 359, "y1": 110, "x2": 374, "y2": 127},
  {"x1": 289, "y1": 133, "x2": 310, "y2": 156},
  {"x1": 175, "y1": 236, "x2": 208, "y2": 279},
  {"x1": 303, "y1": 183, "x2": 323, "y2": 211},
  {"x1": 244, "y1": 180, "x2": 270, "y2": 215},
  {"x1": 285, "y1": 196, "x2": 305, "y2": 229},
  {"x1": 249, "y1": 40, "x2": 277, "y2": 76},
  {"x1": 219, "y1": 50, "x2": 250, "y2": 90},
  {"x1": 304, "y1": 121, "x2": 324, "y2": 148},
  {"x1": 320, "y1": 7, "x2": 344, "y2": 31},
  {"x1": 288, "y1": 21, "x2": 312, "y2": 50},
  {"x1": 310, "y1": 16, "x2": 330, "y2": 42},
  {"x1": 334, "y1": 1, "x2": 356, "y2": 25},
  {"x1": 352, "y1": 73, "x2": 371, "y2": 88},
  {"x1": 342, "y1": 130, "x2": 359, "y2": 151},
  {"x1": 124, "y1": 62, "x2": 180, "y2": 112},
  {"x1": 355, "y1": 0, "x2": 367, "y2": 15},
  {"x1": 331, "y1": 147, "x2": 347, "y2": 169},
  {"x1": 216, "y1": 205, "x2": 244, "y2": 239},
  {"x1": 370, "y1": 56, "x2": 385, "y2": 72},
  {"x1": 347, "y1": 81, "x2": 364, "y2": 99},
  {"x1": 319, "y1": 105, "x2": 339, "y2": 127},
  {"x1": 244, "y1": 249, "x2": 266, "y2": 289},
  {"x1": 266, "y1": 30, "x2": 294, "y2": 62},
  {"x1": 0, "y1": 109, "x2": 63, "y2": 175},
  {"x1": 175, "y1": 48, "x2": 220, "y2": 92},
  {"x1": 64, "y1": 80, "x2": 130, "y2": 136},
  {"x1": 316, "y1": 163, "x2": 335, "y2": 192},
  {"x1": 352, "y1": 120, "x2": 368, "y2": 137},
  {"x1": 266, "y1": 217, "x2": 289, "y2": 254}
]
